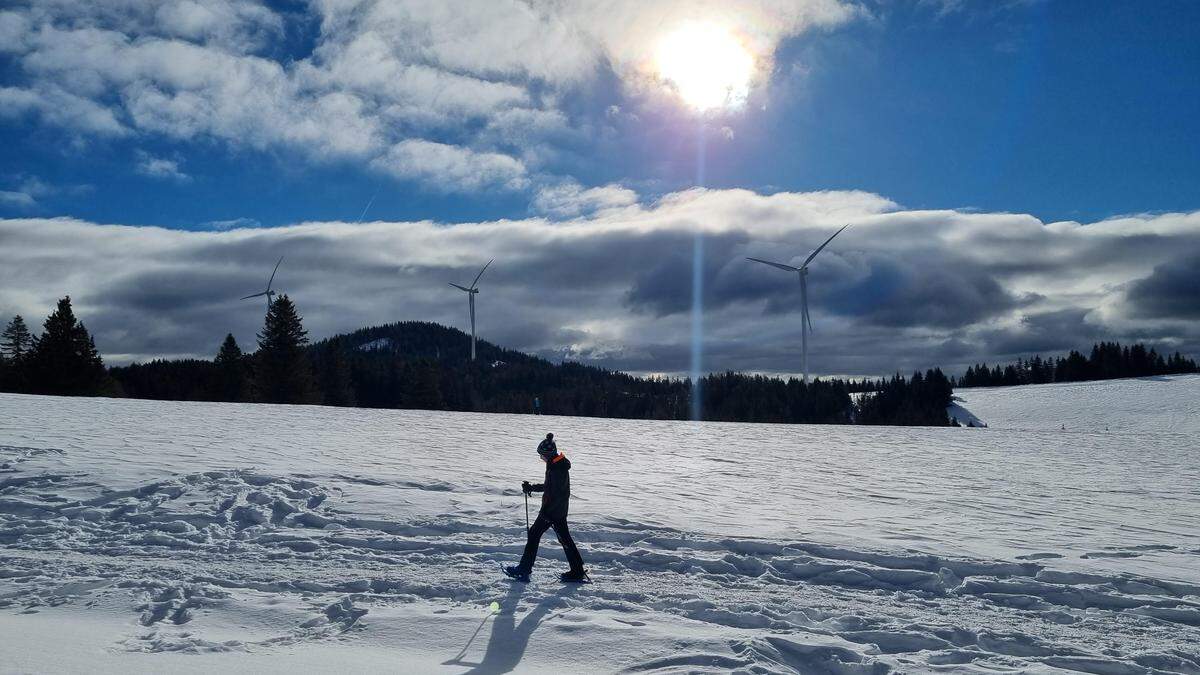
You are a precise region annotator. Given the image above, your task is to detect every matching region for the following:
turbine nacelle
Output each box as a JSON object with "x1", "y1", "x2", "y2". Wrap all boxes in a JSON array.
[
  {"x1": 745, "y1": 223, "x2": 849, "y2": 276},
  {"x1": 241, "y1": 256, "x2": 284, "y2": 312}
]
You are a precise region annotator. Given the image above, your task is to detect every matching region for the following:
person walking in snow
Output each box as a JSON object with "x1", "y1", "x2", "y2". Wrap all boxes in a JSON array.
[{"x1": 504, "y1": 434, "x2": 587, "y2": 583}]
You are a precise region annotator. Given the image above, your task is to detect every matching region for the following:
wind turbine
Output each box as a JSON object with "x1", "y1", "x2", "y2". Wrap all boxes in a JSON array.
[
  {"x1": 449, "y1": 259, "x2": 493, "y2": 361},
  {"x1": 241, "y1": 256, "x2": 283, "y2": 313},
  {"x1": 747, "y1": 224, "x2": 849, "y2": 383}
]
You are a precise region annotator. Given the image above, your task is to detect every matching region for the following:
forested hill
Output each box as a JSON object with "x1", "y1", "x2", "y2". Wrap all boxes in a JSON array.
[
  {"x1": 106, "y1": 320, "x2": 700, "y2": 419},
  {"x1": 307, "y1": 320, "x2": 692, "y2": 418},
  {"x1": 323, "y1": 321, "x2": 540, "y2": 369}
]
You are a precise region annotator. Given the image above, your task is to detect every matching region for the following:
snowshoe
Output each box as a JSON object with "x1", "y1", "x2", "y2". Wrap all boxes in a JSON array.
[
  {"x1": 503, "y1": 565, "x2": 530, "y2": 583},
  {"x1": 560, "y1": 569, "x2": 591, "y2": 583}
]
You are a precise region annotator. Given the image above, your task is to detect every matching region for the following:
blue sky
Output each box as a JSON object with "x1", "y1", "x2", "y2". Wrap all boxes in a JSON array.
[
  {"x1": 1, "y1": 0, "x2": 1198, "y2": 376},
  {"x1": 3, "y1": 1, "x2": 1196, "y2": 228}
]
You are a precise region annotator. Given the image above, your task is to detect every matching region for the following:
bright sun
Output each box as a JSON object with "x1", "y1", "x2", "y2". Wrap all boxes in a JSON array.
[{"x1": 654, "y1": 22, "x2": 755, "y2": 112}]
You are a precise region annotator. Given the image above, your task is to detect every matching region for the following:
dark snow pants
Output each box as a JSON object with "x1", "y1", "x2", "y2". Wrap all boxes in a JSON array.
[{"x1": 518, "y1": 514, "x2": 584, "y2": 574}]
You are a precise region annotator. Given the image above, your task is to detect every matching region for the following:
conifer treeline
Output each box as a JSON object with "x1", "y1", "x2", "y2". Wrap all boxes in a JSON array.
[
  {"x1": 856, "y1": 369, "x2": 955, "y2": 426},
  {"x1": 955, "y1": 342, "x2": 1198, "y2": 388},
  {"x1": 0, "y1": 298, "x2": 110, "y2": 396},
  {"x1": 100, "y1": 312, "x2": 955, "y2": 425},
  {"x1": 0, "y1": 296, "x2": 952, "y2": 425},
  {"x1": 12, "y1": 296, "x2": 1187, "y2": 427},
  {"x1": 102, "y1": 296, "x2": 321, "y2": 405}
]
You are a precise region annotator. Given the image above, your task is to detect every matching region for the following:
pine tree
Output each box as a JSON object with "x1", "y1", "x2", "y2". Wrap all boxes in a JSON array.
[
  {"x1": 214, "y1": 333, "x2": 249, "y2": 402},
  {"x1": 2, "y1": 315, "x2": 33, "y2": 361},
  {"x1": 1, "y1": 315, "x2": 33, "y2": 392},
  {"x1": 251, "y1": 296, "x2": 319, "y2": 404},
  {"x1": 26, "y1": 297, "x2": 107, "y2": 396}
]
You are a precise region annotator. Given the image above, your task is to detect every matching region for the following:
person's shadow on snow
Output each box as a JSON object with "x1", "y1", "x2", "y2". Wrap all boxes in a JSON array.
[{"x1": 444, "y1": 579, "x2": 580, "y2": 674}]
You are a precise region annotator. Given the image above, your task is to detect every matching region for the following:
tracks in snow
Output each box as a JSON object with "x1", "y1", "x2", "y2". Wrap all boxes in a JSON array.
[{"x1": 1, "y1": 451, "x2": 1198, "y2": 672}]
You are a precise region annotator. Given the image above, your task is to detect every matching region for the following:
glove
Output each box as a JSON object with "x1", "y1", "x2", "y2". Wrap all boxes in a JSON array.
[{"x1": 521, "y1": 481, "x2": 532, "y2": 495}]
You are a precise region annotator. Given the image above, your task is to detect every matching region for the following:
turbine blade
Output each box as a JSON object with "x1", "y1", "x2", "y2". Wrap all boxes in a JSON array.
[
  {"x1": 746, "y1": 257, "x2": 800, "y2": 272},
  {"x1": 801, "y1": 224, "x2": 849, "y2": 269},
  {"x1": 241, "y1": 292, "x2": 267, "y2": 300},
  {"x1": 448, "y1": 282, "x2": 473, "y2": 292},
  {"x1": 471, "y1": 258, "x2": 494, "y2": 289},
  {"x1": 267, "y1": 256, "x2": 283, "y2": 291}
]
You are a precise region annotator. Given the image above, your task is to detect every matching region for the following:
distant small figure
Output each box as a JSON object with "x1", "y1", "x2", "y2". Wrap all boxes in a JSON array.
[
  {"x1": 1061, "y1": 423, "x2": 1066, "y2": 431},
  {"x1": 534, "y1": 397, "x2": 542, "y2": 415}
]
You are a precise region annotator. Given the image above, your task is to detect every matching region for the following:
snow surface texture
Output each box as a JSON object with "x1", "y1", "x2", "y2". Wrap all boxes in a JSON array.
[{"x1": 1, "y1": 380, "x2": 1198, "y2": 673}]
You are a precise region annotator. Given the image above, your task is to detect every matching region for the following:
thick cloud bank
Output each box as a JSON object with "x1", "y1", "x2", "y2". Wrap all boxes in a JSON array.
[{"x1": 2, "y1": 188, "x2": 1197, "y2": 376}]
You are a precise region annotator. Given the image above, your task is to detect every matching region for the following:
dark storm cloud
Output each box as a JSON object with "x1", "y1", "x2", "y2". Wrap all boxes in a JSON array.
[
  {"x1": 626, "y1": 242, "x2": 1027, "y2": 330},
  {"x1": 85, "y1": 268, "x2": 261, "y2": 313},
  {"x1": 2, "y1": 193, "x2": 1199, "y2": 375},
  {"x1": 1125, "y1": 251, "x2": 1200, "y2": 320},
  {"x1": 821, "y1": 255, "x2": 1028, "y2": 329},
  {"x1": 979, "y1": 309, "x2": 1105, "y2": 357},
  {"x1": 625, "y1": 256, "x2": 696, "y2": 317},
  {"x1": 623, "y1": 233, "x2": 753, "y2": 316},
  {"x1": 620, "y1": 203, "x2": 1065, "y2": 332}
]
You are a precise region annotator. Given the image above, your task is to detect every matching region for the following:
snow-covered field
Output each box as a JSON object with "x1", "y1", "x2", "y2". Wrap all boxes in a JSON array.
[
  {"x1": 1, "y1": 377, "x2": 1198, "y2": 674},
  {"x1": 953, "y1": 374, "x2": 1200, "y2": 435}
]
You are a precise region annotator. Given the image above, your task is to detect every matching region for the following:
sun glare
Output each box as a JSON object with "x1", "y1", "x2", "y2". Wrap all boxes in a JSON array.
[{"x1": 654, "y1": 22, "x2": 755, "y2": 112}]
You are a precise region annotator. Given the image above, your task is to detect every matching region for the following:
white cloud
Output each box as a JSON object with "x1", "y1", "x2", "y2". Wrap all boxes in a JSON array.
[
  {"x1": 15, "y1": 0, "x2": 282, "y2": 52},
  {"x1": 152, "y1": 0, "x2": 283, "y2": 51},
  {"x1": 136, "y1": 153, "x2": 190, "y2": 182},
  {"x1": 563, "y1": 0, "x2": 862, "y2": 99},
  {"x1": 0, "y1": 175, "x2": 66, "y2": 210},
  {"x1": 202, "y1": 217, "x2": 261, "y2": 230},
  {"x1": 0, "y1": 0, "x2": 863, "y2": 194},
  {"x1": 0, "y1": 191, "x2": 35, "y2": 208},
  {"x1": 0, "y1": 85, "x2": 128, "y2": 136},
  {"x1": 0, "y1": 11, "x2": 31, "y2": 53},
  {"x1": 532, "y1": 181, "x2": 639, "y2": 218},
  {"x1": 372, "y1": 139, "x2": 530, "y2": 193}
]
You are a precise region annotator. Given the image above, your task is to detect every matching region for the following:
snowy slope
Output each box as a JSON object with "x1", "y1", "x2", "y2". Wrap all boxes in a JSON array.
[
  {"x1": 954, "y1": 373, "x2": 1200, "y2": 434},
  {"x1": 1, "y1": 392, "x2": 1198, "y2": 673}
]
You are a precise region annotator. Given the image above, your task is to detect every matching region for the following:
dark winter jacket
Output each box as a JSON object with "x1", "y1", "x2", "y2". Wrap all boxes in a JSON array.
[{"x1": 528, "y1": 454, "x2": 571, "y2": 521}]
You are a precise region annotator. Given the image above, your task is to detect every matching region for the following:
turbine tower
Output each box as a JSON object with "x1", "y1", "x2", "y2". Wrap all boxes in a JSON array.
[
  {"x1": 449, "y1": 259, "x2": 493, "y2": 362},
  {"x1": 747, "y1": 224, "x2": 849, "y2": 383},
  {"x1": 241, "y1": 256, "x2": 284, "y2": 313}
]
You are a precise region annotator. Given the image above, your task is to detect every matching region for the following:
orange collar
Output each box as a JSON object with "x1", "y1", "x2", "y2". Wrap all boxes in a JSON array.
[{"x1": 550, "y1": 454, "x2": 565, "y2": 464}]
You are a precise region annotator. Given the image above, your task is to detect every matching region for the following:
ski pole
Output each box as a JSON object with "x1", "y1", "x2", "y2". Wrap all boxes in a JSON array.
[{"x1": 524, "y1": 491, "x2": 529, "y2": 534}]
